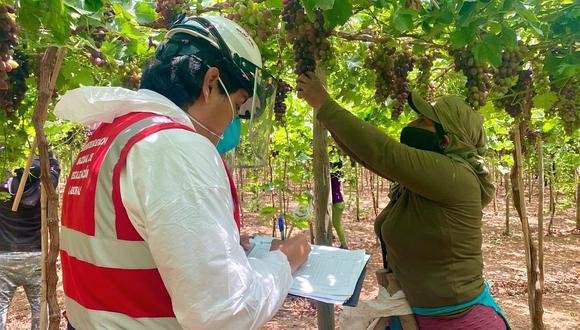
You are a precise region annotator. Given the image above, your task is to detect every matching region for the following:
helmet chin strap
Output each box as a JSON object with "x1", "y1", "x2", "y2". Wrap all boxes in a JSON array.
[{"x1": 187, "y1": 77, "x2": 236, "y2": 144}]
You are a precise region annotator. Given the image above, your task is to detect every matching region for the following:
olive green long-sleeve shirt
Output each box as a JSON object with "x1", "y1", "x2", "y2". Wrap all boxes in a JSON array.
[{"x1": 317, "y1": 99, "x2": 485, "y2": 308}]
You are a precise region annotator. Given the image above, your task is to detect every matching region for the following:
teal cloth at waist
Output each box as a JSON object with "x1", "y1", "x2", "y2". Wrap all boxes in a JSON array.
[
  {"x1": 390, "y1": 282, "x2": 510, "y2": 330},
  {"x1": 411, "y1": 282, "x2": 510, "y2": 329}
]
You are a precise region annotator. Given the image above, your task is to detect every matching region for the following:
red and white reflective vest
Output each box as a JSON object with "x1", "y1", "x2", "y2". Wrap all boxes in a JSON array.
[{"x1": 61, "y1": 112, "x2": 241, "y2": 329}]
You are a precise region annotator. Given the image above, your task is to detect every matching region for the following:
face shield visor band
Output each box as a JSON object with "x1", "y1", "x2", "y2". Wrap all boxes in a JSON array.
[{"x1": 238, "y1": 65, "x2": 276, "y2": 120}]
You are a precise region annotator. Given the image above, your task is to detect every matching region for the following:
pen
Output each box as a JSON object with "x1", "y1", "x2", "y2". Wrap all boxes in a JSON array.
[{"x1": 278, "y1": 216, "x2": 285, "y2": 240}]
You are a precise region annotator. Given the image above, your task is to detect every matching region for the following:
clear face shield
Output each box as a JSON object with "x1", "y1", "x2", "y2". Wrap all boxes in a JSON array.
[{"x1": 226, "y1": 63, "x2": 277, "y2": 168}]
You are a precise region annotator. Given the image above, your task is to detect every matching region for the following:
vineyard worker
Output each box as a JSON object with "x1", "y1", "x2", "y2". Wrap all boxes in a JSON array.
[
  {"x1": 297, "y1": 73, "x2": 510, "y2": 329},
  {"x1": 0, "y1": 153, "x2": 60, "y2": 330},
  {"x1": 330, "y1": 150, "x2": 348, "y2": 249},
  {"x1": 55, "y1": 15, "x2": 309, "y2": 330}
]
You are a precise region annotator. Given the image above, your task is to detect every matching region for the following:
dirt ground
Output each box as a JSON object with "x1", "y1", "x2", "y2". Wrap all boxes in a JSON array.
[{"x1": 5, "y1": 184, "x2": 579, "y2": 329}]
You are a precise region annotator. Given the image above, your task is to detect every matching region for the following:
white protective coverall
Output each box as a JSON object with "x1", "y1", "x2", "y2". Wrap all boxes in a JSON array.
[{"x1": 55, "y1": 87, "x2": 293, "y2": 329}]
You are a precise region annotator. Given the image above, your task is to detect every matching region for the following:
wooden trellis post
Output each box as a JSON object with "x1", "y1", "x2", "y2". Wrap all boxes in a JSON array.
[
  {"x1": 32, "y1": 46, "x2": 66, "y2": 330},
  {"x1": 511, "y1": 122, "x2": 544, "y2": 330},
  {"x1": 312, "y1": 67, "x2": 334, "y2": 329}
]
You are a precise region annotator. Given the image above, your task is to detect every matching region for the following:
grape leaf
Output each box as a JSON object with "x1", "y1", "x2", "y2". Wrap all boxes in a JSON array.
[
  {"x1": 500, "y1": 25, "x2": 518, "y2": 49},
  {"x1": 533, "y1": 92, "x2": 558, "y2": 111},
  {"x1": 134, "y1": 2, "x2": 157, "y2": 24},
  {"x1": 458, "y1": 1, "x2": 478, "y2": 26},
  {"x1": 474, "y1": 34, "x2": 502, "y2": 67},
  {"x1": 47, "y1": 0, "x2": 70, "y2": 45},
  {"x1": 64, "y1": 0, "x2": 104, "y2": 13},
  {"x1": 542, "y1": 118, "x2": 559, "y2": 133},
  {"x1": 302, "y1": 0, "x2": 334, "y2": 12},
  {"x1": 450, "y1": 26, "x2": 475, "y2": 49},
  {"x1": 119, "y1": 21, "x2": 145, "y2": 39},
  {"x1": 264, "y1": 0, "x2": 283, "y2": 9},
  {"x1": 513, "y1": 1, "x2": 538, "y2": 23},
  {"x1": 313, "y1": 0, "x2": 335, "y2": 10},
  {"x1": 393, "y1": 9, "x2": 415, "y2": 33},
  {"x1": 323, "y1": 0, "x2": 352, "y2": 29},
  {"x1": 19, "y1": 0, "x2": 42, "y2": 33}
]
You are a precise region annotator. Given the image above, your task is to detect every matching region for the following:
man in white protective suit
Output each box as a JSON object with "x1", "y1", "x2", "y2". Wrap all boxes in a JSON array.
[{"x1": 55, "y1": 14, "x2": 310, "y2": 330}]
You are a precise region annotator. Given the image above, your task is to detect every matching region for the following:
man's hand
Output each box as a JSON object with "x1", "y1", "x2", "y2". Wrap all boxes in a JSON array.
[
  {"x1": 270, "y1": 233, "x2": 311, "y2": 273},
  {"x1": 296, "y1": 72, "x2": 330, "y2": 110}
]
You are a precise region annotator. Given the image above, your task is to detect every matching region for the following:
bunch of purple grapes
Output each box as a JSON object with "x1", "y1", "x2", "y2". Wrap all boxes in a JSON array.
[{"x1": 282, "y1": 0, "x2": 331, "y2": 74}]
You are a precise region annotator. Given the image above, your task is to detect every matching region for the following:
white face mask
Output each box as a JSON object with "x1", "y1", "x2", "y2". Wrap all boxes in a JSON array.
[{"x1": 187, "y1": 77, "x2": 236, "y2": 143}]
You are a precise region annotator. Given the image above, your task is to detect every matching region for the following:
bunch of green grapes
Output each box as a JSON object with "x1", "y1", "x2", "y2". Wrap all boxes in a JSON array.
[
  {"x1": 226, "y1": 1, "x2": 277, "y2": 43},
  {"x1": 121, "y1": 62, "x2": 142, "y2": 90},
  {"x1": 416, "y1": 54, "x2": 434, "y2": 101},
  {"x1": 502, "y1": 70, "x2": 534, "y2": 118},
  {"x1": 550, "y1": 78, "x2": 579, "y2": 135},
  {"x1": 493, "y1": 48, "x2": 524, "y2": 95},
  {"x1": 452, "y1": 49, "x2": 492, "y2": 109}
]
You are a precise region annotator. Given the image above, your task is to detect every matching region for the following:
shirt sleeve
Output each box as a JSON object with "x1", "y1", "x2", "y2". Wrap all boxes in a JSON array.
[
  {"x1": 317, "y1": 99, "x2": 475, "y2": 204},
  {"x1": 120, "y1": 129, "x2": 293, "y2": 330}
]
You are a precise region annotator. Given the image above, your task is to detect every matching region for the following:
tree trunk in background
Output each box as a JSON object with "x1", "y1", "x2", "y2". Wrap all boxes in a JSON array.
[
  {"x1": 283, "y1": 125, "x2": 291, "y2": 221},
  {"x1": 355, "y1": 164, "x2": 360, "y2": 221},
  {"x1": 239, "y1": 167, "x2": 244, "y2": 202},
  {"x1": 548, "y1": 156, "x2": 556, "y2": 235},
  {"x1": 268, "y1": 157, "x2": 275, "y2": 208},
  {"x1": 238, "y1": 168, "x2": 244, "y2": 223},
  {"x1": 492, "y1": 167, "x2": 497, "y2": 213},
  {"x1": 504, "y1": 172, "x2": 510, "y2": 236},
  {"x1": 576, "y1": 166, "x2": 580, "y2": 230},
  {"x1": 370, "y1": 173, "x2": 378, "y2": 216},
  {"x1": 376, "y1": 174, "x2": 380, "y2": 211},
  {"x1": 528, "y1": 170, "x2": 534, "y2": 204},
  {"x1": 537, "y1": 139, "x2": 545, "y2": 293},
  {"x1": 511, "y1": 122, "x2": 544, "y2": 330},
  {"x1": 312, "y1": 68, "x2": 334, "y2": 330}
]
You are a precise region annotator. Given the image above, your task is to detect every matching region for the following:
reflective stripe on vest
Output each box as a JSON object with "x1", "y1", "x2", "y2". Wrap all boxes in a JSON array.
[
  {"x1": 61, "y1": 113, "x2": 195, "y2": 324},
  {"x1": 65, "y1": 297, "x2": 179, "y2": 330}
]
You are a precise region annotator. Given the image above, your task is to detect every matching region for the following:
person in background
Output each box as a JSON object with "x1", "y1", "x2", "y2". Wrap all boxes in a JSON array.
[
  {"x1": 0, "y1": 153, "x2": 60, "y2": 330},
  {"x1": 297, "y1": 72, "x2": 509, "y2": 329},
  {"x1": 55, "y1": 15, "x2": 309, "y2": 330},
  {"x1": 330, "y1": 147, "x2": 348, "y2": 249}
]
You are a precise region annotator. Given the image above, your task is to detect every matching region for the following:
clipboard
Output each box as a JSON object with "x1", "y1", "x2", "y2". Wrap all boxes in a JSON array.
[{"x1": 343, "y1": 258, "x2": 369, "y2": 307}]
